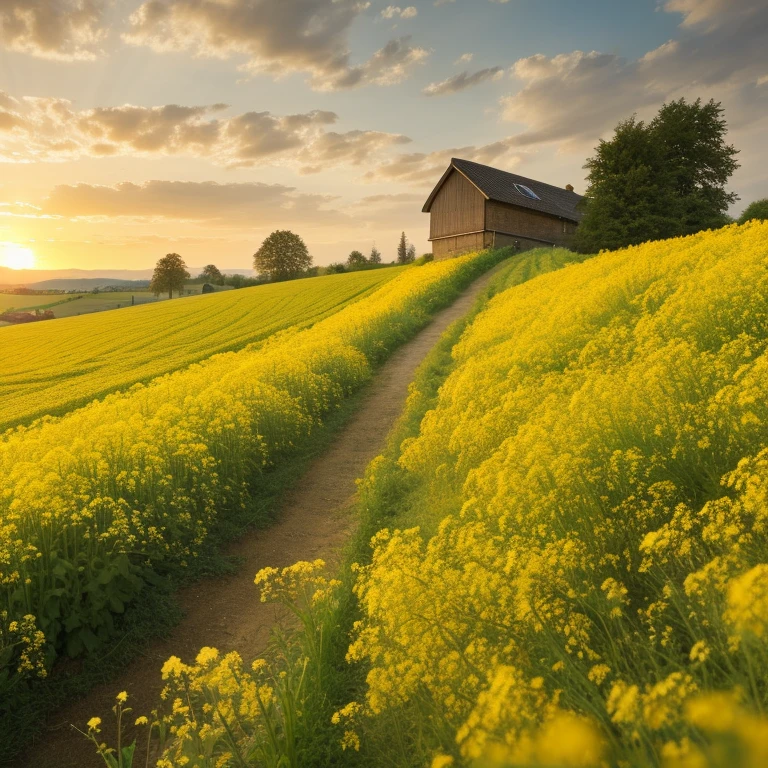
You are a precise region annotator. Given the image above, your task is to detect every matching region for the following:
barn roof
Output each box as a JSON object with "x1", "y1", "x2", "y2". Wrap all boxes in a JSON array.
[{"x1": 422, "y1": 158, "x2": 584, "y2": 223}]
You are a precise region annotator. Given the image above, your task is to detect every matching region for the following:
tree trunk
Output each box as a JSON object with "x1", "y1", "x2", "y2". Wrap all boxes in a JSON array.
[{"x1": 169, "y1": 289, "x2": 173, "y2": 299}]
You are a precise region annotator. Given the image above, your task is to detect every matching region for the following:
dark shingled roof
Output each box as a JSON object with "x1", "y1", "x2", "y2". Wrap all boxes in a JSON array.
[{"x1": 423, "y1": 158, "x2": 584, "y2": 223}]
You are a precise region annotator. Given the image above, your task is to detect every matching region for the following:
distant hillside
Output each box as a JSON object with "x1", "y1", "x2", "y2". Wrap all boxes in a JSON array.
[
  {"x1": 27, "y1": 278, "x2": 151, "y2": 291},
  {"x1": 0, "y1": 266, "x2": 257, "y2": 288}
]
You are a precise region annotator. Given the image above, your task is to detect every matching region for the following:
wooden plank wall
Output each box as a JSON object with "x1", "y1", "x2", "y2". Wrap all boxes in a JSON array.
[
  {"x1": 433, "y1": 232, "x2": 492, "y2": 261},
  {"x1": 486, "y1": 201, "x2": 576, "y2": 246},
  {"x1": 429, "y1": 170, "x2": 485, "y2": 240}
]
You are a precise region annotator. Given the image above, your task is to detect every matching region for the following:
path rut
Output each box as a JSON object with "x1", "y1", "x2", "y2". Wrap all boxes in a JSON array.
[{"x1": 20, "y1": 265, "x2": 502, "y2": 768}]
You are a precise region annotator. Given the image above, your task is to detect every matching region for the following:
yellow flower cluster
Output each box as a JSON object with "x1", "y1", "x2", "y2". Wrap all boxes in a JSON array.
[
  {"x1": 347, "y1": 222, "x2": 768, "y2": 765},
  {"x1": 139, "y1": 560, "x2": 340, "y2": 766},
  {"x1": 0, "y1": 250, "x2": 502, "y2": 699}
]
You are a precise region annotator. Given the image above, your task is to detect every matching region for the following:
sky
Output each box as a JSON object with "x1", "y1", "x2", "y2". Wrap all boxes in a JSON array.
[{"x1": 0, "y1": 0, "x2": 766, "y2": 272}]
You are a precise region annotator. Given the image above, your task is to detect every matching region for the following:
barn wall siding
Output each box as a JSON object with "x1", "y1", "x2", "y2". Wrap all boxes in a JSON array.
[
  {"x1": 429, "y1": 170, "x2": 486, "y2": 240},
  {"x1": 485, "y1": 201, "x2": 576, "y2": 247},
  {"x1": 433, "y1": 232, "x2": 490, "y2": 261}
]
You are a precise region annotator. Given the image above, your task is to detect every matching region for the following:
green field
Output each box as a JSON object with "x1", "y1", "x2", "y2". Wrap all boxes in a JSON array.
[
  {"x1": 40, "y1": 291, "x2": 161, "y2": 318},
  {"x1": 0, "y1": 267, "x2": 404, "y2": 431},
  {"x1": 0, "y1": 293, "x2": 85, "y2": 313}
]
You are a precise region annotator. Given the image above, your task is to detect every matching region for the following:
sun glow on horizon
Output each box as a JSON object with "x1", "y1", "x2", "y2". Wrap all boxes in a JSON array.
[{"x1": 0, "y1": 242, "x2": 36, "y2": 270}]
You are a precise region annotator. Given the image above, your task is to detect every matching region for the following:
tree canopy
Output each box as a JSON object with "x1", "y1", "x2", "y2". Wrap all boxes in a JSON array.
[
  {"x1": 347, "y1": 250, "x2": 367, "y2": 269},
  {"x1": 369, "y1": 245, "x2": 382, "y2": 264},
  {"x1": 738, "y1": 199, "x2": 768, "y2": 224},
  {"x1": 253, "y1": 231, "x2": 312, "y2": 281},
  {"x1": 199, "y1": 264, "x2": 224, "y2": 284},
  {"x1": 150, "y1": 253, "x2": 190, "y2": 299},
  {"x1": 574, "y1": 98, "x2": 739, "y2": 253}
]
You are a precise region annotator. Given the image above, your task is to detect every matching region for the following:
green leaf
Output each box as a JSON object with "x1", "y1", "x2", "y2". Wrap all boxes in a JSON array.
[{"x1": 120, "y1": 741, "x2": 136, "y2": 767}]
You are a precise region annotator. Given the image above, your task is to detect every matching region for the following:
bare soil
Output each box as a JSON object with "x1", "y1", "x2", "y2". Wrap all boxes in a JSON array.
[{"x1": 19, "y1": 267, "x2": 500, "y2": 768}]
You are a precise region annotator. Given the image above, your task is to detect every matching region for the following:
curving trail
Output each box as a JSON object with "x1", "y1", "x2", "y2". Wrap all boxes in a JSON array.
[{"x1": 20, "y1": 264, "x2": 504, "y2": 768}]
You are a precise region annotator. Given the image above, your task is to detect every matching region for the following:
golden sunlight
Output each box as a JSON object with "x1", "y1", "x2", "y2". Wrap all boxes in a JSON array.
[{"x1": 0, "y1": 242, "x2": 36, "y2": 270}]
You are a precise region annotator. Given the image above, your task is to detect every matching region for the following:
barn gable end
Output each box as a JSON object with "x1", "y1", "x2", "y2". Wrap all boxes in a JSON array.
[{"x1": 428, "y1": 167, "x2": 486, "y2": 241}]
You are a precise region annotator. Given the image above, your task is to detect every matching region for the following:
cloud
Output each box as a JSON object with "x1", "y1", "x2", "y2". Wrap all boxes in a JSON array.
[
  {"x1": 124, "y1": 0, "x2": 428, "y2": 90},
  {"x1": 381, "y1": 5, "x2": 417, "y2": 19},
  {"x1": 42, "y1": 180, "x2": 353, "y2": 227},
  {"x1": 423, "y1": 67, "x2": 504, "y2": 96},
  {"x1": 0, "y1": 93, "x2": 411, "y2": 169},
  {"x1": 296, "y1": 130, "x2": 411, "y2": 174},
  {"x1": 329, "y1": 36, "x2": 429, "y2": 90},
  {"x1": 501, "y1": 0, "x2": 768, "y2": 151},
  {"x1": 0, "y1": 0, "x2": 106, "y2": 59},
  {"x1": 365, "y1": 138, "x2": 523, "y2": 186},
  {"x1": 346, "y1": 191, "x2": 425, "y2": 225},
  {"x1": 455, "y1": 53, "x2": 474, "y2": 65},
  {"x1": 663, "y1": 0, "x2": 764, "y2": 28},
  {"x1": 0, "y1": 201, "x2": 60, "y2": 219}
]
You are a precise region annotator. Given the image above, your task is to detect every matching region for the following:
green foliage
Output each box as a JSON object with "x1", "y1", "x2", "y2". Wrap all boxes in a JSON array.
[
  {"x1": 326, "y1": 262, "x2": 346, "y2": 274},
  {"x1": 198, "y1": 264, "x2": 224, "y2": 284},
  {"x1": 254, "y1": 231, "x2": 313, "y2": 281},
  {"x1": 397, "y1": 232, "x2": 413, "y2": 264},
  {"x1": 575, "y1": 98, "x2": 739, "y2": 252},
  {"x1": 369, "y1": 245, "x2": 382, "y2": 264},
  {"x1": 347, "y1": 250, "x2": 368, "y2": 269},
  {"x1": 149, "y1": 253, "x2": 190, "y2": 299},
  {"x1": 739, "y1": 198, "x2": 768, "y2": 224},
  {"x1": 651, "y1": 98, "x2": 739, "y2": 234}
]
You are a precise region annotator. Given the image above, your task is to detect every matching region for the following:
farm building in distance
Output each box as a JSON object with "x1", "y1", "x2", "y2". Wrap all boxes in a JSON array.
[{"x1": 423, "y1": 158, "x2": 584, "y2": 260}]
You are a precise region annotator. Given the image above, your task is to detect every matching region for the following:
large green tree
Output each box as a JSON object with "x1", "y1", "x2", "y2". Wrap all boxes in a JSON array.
[
  {"x1": 574, "y1": 117, "x2": 679, "y2": 253},
  {"x1": 150, "y1": 253, "x2": 190, "y2": 299},
  {"x1": 650, "y1": 98, "x2": 739, "y2": 234},
  {"x1": 739, "y1": 199, "x2": 768, "y2": 224},
  {"x1": 575, "y1": 98, "x2": 739, "y2": 253},
  {"x1": 253, "y1": 231, "x2": 312, "y2": 281}
]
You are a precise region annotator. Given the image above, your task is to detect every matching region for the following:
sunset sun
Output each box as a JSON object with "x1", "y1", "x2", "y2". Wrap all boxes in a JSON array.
[{"x1": 0, "y1": 242, "x2": 36, "y2": 270}]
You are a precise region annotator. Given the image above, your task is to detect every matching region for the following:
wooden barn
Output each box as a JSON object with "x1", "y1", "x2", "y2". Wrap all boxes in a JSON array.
[{"x1": 423, "y1": 158, "x2": 584, "y2": 260}]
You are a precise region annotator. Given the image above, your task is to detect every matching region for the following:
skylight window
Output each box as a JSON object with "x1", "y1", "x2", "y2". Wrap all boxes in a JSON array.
[{"x1": 514, "y1": 183, "x2": 541, "y2": 201}]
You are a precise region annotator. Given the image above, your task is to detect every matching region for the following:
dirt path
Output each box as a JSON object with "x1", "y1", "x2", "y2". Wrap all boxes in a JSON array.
[{"x1": 20, "y1": 266, "x2": 501, "y2": 768}]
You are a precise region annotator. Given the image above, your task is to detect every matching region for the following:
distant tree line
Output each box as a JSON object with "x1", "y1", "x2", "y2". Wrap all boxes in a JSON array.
[
  {"x1": 325, "y1": 233, "x2": 420, "y2": 274},
  {"x1": 149, "y1": 229, "x2": 429, "y2": 298}
]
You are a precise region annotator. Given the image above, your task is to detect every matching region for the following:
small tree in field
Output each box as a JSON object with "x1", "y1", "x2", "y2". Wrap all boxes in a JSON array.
[
  {"x1": 739, "y1": 199, "x2": 768, "y2": 224},
  {"x1": 199, "y1": 264, "x2": 224, "y2": 284},
  {"x1": 397, "y1": 232, "x2": 411, "y2": 264},
  {"x1": 254, "y1": 231, "x2": 312, "y2": 281},
  {"x1": 347, "y1": 250, "x2": 367, "y2": 269},
  {"x1": 369, "y1": 245, "x2": 382, "y2": 264},
  {"x1": 150, "y1": 253, "x2": 190, "y2": 299},
  {"x1": 406, "y1": 243, "x2": 417, "y2": 263}
]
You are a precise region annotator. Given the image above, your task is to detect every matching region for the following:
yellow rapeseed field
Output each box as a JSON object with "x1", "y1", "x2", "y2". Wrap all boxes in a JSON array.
[
  {"x1": 125, "y1": 224, "x2": 768, "y2": 768},
  {"x1": 0, "y1": 250, "x2": 501, "y2": 711},
  {"x1": 0, "y1": 268, "x2": 404, "y2": 431},
  {"x1": 345, "y1": 221, "x2": 768, "y2": 766}
]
